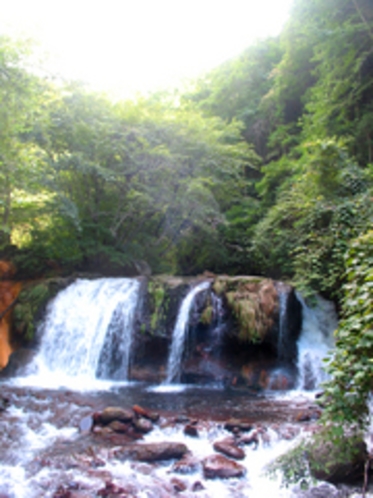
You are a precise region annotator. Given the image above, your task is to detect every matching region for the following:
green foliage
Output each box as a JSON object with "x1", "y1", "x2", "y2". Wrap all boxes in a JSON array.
[
  {"x1": 13, "y1": 283, "x2": 53, "y2": 342},
  {"x1": 251, "y1": 139, "x2": 373, "y2": 298},
  {"x1": 321, "y1": 230, "x2": 373, "y2": 433},
  {"x1": 266, "y1": 442, "x2": 311, "y2": 489},
  {"x1": 213, "y1": 276, "x2": 273, "y2": 343},
  {"x1": 148, "y1": 280, "x2": 166, "y2": 331}
]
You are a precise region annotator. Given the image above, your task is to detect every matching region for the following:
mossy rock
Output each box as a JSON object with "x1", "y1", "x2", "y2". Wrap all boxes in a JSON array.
[
  {"x1": 307, "y1": 430, "x2": 367, "y2": 484},
  {"x1": 147, "y1": 279, "x2": 167, "y2": 331},
  {"x1": 144, "y1": 276, "x2": 199, "y2": 336},
  {"x1": 200, "y1": 304, "x2": 213, "y2": 325},
  {"x1": 12, "y1": 278, "x2": 72, "y2": 345},
  {"x1": 212, "y1": 276, "x2": 278, "y2": 343}
]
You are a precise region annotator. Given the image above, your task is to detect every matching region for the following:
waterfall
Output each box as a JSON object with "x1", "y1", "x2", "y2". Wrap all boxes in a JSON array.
[
  {"x1": 277, "y1": 285, "x2": 289, "y2": 361},
  {"x1": 27, "y1": 278, "x2": 140, "y2": 383},
  {"x1": 211, "y1": 291, "x2": 226, "y2": 341},
  {"x1": 165, "y1": 281, "x2": 210, "y2": 384},
  {"x1": 296, "y1": 293, "x2": 337, "y2": 390}
]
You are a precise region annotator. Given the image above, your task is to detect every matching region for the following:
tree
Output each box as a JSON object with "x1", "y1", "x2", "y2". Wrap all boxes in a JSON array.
[{"x1": 0, "y1": 36, "x2": 48, "y2": 247}]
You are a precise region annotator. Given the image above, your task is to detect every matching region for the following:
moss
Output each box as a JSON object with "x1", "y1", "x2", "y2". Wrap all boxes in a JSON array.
[
  {"x1": 12, "y1": 279, "x2": 67, "y2": 344},
  {"x1": 212, "y1": 276, "x2": 278, "y2": 344},
  {"x1": 266, "y1": 441, "x2": 311, "y2": 489},
  {"x1": 148, "y1": 280, "x2": 166, "y2": 331},
  {"x1": 200, "y1": 305, "x2": 213, "y2": 325}
]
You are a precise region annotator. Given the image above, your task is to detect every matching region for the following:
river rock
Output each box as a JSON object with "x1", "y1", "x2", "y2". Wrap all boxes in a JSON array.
[
  {"x1": 113, "y1": 442, "x2": 189, "y2": 462},
  {"x1": 108, "y1": 420, "x2": 130, "y2": 434},
  {"x1": 132, "y1": 404, "x2": 159, "y2": 422},
  {"x1": 308, "y1": 433, "x2": 367, "y2": 483},
  {"x1": 224, "y1": 419, "x2": 253, "y2": 433},
  {"x1": 133, "y1": 417, "x2": 153, "y2": 433},
  {"x1": 97, "y1": 481, "x2": 131, "y2": 497},
  {"x1": 296, "y1": 483, "x2": 342, "y2": 498},
  {"x1": 203, "y1": 454, "x2": 246, "y2": 479},
  {"x1": 170, "y1": 477, "x2": 187, "y2": 492},
  {"x1": 171, "y1": 453, "x2": 200, "y2": 474},
  {"x1": 238, "y1": 431, "x2": 259, "y2": 448},
  {"x1": 184, "y1": 421, "x2": 199, "y2": 437},
  {"x1": 213, "y1": 437, "x2": 245, "y2": 460},
  {"x1": 191, "y1": 481, "x2": 205, "y2": 492},
  {"x1": 97, "y1": 407, "x2": 134, "y2": 425}
]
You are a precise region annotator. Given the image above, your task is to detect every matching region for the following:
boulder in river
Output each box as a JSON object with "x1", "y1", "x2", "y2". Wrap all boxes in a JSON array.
[
  {"x1": 308, "y1": 432, "x2": 368, "y2": 484},
  {"x1": 203, "y1": 454, "x2": 246, "y2": 479},
  {"x1": 213, "y1": 437, "x2": 246, "y2": 460},
  {"x1": 113, "y1": 442, "x2": 189, "y2": 462}
]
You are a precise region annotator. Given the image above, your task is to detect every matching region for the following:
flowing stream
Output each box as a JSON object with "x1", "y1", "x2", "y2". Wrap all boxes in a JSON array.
[{"x1": 0, "y1": 279, "x2": 361, "y2": 497}]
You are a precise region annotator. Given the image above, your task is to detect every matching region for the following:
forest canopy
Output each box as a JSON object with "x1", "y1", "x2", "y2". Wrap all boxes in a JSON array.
[{"x1": 0, "y1": 0, "x2": 372, "y2": 308}]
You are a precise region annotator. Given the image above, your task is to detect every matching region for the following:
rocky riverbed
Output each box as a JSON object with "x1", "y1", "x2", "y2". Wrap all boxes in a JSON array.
[{"x1": 0, "y1": 381, "x2": 371, "y2": 498}]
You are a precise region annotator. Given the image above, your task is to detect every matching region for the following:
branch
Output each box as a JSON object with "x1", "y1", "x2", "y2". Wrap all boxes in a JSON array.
[
  {"x1": 0, "y1": 297, "x2": 19, "y2": 321},
  {"x1": 352, "y1": 0, "x2": 373, "y2": 42}
]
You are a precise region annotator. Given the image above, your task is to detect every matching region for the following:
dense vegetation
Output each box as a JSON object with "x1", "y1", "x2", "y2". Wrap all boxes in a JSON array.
[
  {"x1": 1, "y1": 0, "x2": 372, "y2": 295},
  {"x1": 1, "y1": 0, "x2": 373, "y2": 432}
]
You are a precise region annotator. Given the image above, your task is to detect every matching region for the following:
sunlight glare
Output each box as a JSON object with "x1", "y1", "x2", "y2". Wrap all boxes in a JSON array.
[{"x1": 0, "y1": 0, "x2": 294, "y2": 97}]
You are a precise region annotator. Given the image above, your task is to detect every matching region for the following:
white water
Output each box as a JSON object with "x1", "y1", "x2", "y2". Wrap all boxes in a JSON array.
[
  {"x1": 165, "y1": 281, "x2": 210, "y2": 384},
  {"x1": 296, "y1": 293, "x2": 338, "y2": 390},
  {"x1": 277, "y1": 285, "x2": 289, "y2": 361},
  {"x1": 21, "y1": 278, "x2": 140, "y2": 388}
]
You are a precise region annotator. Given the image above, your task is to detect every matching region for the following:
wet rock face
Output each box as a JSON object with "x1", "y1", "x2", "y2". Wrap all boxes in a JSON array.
[
  {"x1": 130, "y1": 276, "x2": 194, "y2": 382},
  {"x1": 129, "y1": 275, "x2": 302, "y2": 386},
  {"x1": 0, "y1": 348, "x2": 37, "y2": 378}
]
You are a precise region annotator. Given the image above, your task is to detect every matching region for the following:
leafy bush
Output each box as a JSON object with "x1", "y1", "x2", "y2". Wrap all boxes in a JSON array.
[{"x1": 321, "y1": 230, "x2": 373, "y2": 433}]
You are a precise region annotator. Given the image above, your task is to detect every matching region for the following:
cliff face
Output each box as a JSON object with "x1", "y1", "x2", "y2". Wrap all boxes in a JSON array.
[
  {"x1": 0, "y1": 261, "x2": 21, "y2": 368},
  {"x1": 130, "y1": 275, "x2": 302, "y2": 388}
]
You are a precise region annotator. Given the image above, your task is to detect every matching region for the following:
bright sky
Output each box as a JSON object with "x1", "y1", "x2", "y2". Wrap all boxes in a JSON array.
[{"x1": 0, "y1": 0, "x2": 294, "y2": 98}]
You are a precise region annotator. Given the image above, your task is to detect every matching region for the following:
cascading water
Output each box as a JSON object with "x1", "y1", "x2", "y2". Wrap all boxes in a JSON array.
[
  {"x1": 165, "y1": 281, "x2": 210, "y2": 384},
  {"x1": 296, "y1": 293, "x2": 338, "y2": 390},
  {"x1": 25, "y1": 278, "x2": 140, "y2": 385},
  {"x1": 277, "y1": 285, "x2": 289, "y2": 361},
  {"x1": 210, "y1": 291, "x2": 226, "y2": 341}
]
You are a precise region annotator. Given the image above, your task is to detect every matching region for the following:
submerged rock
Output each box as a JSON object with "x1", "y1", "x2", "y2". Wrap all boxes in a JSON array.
[
  {"x1": 203, "y1": 454, "x2": 246, "y2": 479},
  {"x1": 171, "y1": 453, "x2": 200, "y2": 474}
]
